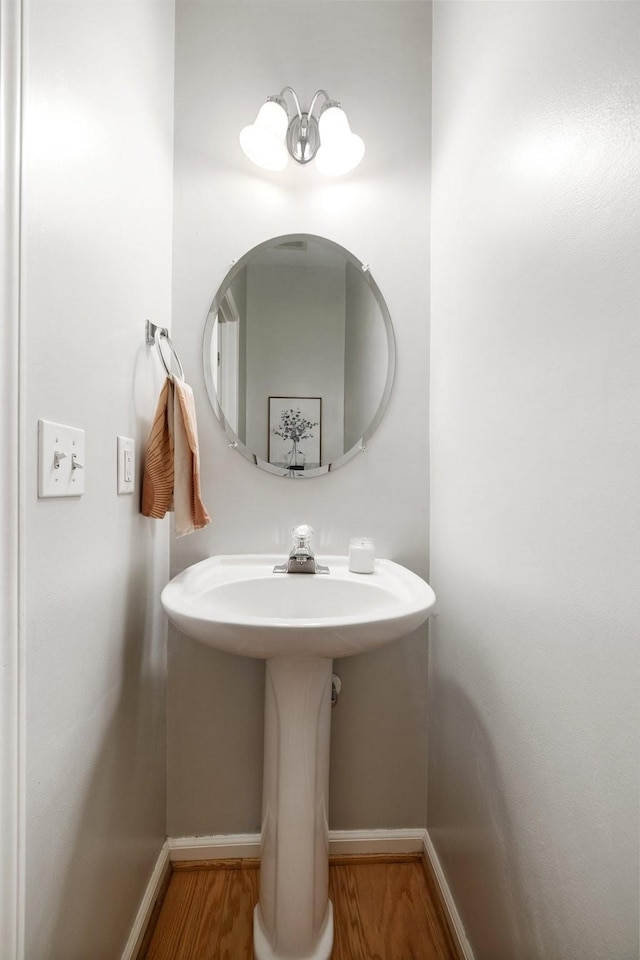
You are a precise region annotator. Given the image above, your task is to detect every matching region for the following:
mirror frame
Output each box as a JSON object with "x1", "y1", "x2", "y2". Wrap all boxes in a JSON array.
[{"x1": 203, "y1": 234, "x2": 396, "y2": 477}]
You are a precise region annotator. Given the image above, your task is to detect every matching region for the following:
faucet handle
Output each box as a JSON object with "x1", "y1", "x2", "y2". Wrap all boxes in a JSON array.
[{"x1": 292, "y1": 523, "x2": 314, "y2": 545}]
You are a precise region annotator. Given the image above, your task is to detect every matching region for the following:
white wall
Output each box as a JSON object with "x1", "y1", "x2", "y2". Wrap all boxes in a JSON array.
[
  {"x1": 22, "y1": 2, "x2": 175, "y2": 956},
  {"x1": 1, "y1": 0, "x2": 23, "y2": 952},
  {"x1": 429, "y1": 3, "x2": 640, "y2": 958},
  {"x1": 344, "y1": 260, "x2": 389, "y2": 451},
  {"x1": 169, "y1": 0, "x2": 431, "y2": 836}
]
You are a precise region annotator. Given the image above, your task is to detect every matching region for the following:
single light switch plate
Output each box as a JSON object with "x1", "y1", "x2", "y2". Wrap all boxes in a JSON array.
[
  {"x1": 38, "y1": 419, "x2": 85, "y2": 498},
  {"x1": 117, "y1": 436, "x2": 135, "y2": 494}
]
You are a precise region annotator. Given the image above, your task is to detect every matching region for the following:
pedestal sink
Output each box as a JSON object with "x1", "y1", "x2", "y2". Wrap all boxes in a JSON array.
[{"x1": 161, "y1": 554, "x2": 436, "y2": 960}]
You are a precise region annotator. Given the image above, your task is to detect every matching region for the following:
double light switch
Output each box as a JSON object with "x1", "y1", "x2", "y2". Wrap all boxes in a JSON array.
[{"x1": 38, "y1": 419, "x2": 85, "y2": 498}]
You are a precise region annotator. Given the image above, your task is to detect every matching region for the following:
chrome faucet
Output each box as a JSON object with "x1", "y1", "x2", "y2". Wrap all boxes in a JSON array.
[{"x1": 273, "y1": 524, "x2": 330, "y2": 575}]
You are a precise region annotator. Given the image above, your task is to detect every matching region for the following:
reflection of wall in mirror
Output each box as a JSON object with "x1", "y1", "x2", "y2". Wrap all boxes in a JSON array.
[
  {"x1": 232, "y1": 271, "x2": 247, "y2": 442},
  {"x1": 344, "y1": 261, "x2": 389, "y2": 450},
  {"x1": 245, "y1": 263, "x2": 345, "y2": 464},
  {"x1": 212, "y1": 271, "x2": 247, "y2": 441}
]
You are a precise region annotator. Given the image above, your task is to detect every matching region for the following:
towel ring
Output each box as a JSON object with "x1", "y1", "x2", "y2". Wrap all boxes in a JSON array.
[
  {"x1": 155, "y1": 328, "x2": 185, "y2": 381},
  {"x1": 146, "y1": 320, "x2": 185, "y2": 381}
]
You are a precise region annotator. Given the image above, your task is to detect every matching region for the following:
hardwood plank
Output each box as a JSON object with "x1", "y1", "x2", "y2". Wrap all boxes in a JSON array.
[
  {"x1": 172, "y1": 857, "x2": 261, "y2": 872},
  {"x1": 330, "y1": 863, "x2": 373, "y2": 960},
  {"x1": 329, "y1": 851, "x2": 422, "y2": 867},
  {"x1": 143, "y1": 869, "x2": 201, "y2": 960},
  {"x1": 331, "y1": 861, "x2": 456, "y2": 960},
  {"x1": 214, "y1": 866, "x2": 259, "y2": 960},
  {"x1": 172, "y1": 869, "x2": 231, "y2": 959}
]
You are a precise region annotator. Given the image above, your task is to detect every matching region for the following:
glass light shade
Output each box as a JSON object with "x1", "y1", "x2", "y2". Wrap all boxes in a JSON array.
[
  {"x1": 239, "y1": 100, "x2": 289, "y2": 171},
  {"x1": 315, "y1": 105, "x2": 365, "y2": 176}
]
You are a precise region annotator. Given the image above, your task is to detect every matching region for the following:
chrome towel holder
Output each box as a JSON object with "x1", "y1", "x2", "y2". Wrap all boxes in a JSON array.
[{"x1": 145, "y1": 319, "x2": 185, "y2": 381}]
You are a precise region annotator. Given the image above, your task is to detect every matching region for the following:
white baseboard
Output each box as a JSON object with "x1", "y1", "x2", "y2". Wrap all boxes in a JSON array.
[
  {"x1": 423, "y1": 830, "x2": 475, "y2": 960},
  {"x1": 168, "y1": 832, "x2": 261, "y2": 860},
  {"x1": 167, "y1": 827, "x2": 427, "y2": 862},
  {"x1": 120, "y1": 840, "x2": 170, "y2": 960},
  {"x1": 329, "y1": 827, "x2": 426, "y2": 855}
]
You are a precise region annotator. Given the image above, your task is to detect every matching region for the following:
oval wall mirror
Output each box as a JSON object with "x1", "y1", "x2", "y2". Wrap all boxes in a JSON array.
[{"x1": 203, "y1": 234, "x2": 395, "y2": 477}]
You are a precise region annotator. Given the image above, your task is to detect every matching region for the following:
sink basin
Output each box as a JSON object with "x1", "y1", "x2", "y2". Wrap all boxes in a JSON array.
[
  {"x1": 161, "y1": 553, "x2": 436, "y2": 960},
  {"x1": 160, "y1": 553, "x2": 436, "y2": 659}
]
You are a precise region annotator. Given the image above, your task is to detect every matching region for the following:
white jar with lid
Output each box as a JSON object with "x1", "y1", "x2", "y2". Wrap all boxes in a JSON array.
[{"x1": 348, "y1": 537, "x2": 375, "y2": 574}]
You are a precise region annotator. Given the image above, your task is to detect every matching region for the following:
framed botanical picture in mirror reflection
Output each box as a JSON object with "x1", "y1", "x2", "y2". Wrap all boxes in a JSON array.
[{"x1": 268, "y1": 397, "x2": 322, "y2": 472}]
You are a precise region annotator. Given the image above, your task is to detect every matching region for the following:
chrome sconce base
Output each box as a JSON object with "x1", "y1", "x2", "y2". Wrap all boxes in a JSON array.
[{"x1": 286, "y1": 112, "x2": 320, "y2": 164}]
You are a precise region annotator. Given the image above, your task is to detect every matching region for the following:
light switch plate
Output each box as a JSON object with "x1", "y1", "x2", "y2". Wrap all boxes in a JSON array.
[
  {"x1": 38, "y1": 419, "x2": 85, "y2": 498},
  {"x1": 117, "y1": 436, "x2": 135, "y2": 494}
]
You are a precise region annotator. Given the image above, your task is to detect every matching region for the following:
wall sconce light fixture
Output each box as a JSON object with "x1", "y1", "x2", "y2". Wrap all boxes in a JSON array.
[{"x1": 240, "y1": 87, "x2": 365, "y2": 176}]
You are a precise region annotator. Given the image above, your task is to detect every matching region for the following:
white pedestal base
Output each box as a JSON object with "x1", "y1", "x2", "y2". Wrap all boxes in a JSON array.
[
  {"x1": 254, "y1": 656, "x2": 334, "y2": 960},
  {"x1": 253, "y1": 902, "x2": 334, "y2": 960}
]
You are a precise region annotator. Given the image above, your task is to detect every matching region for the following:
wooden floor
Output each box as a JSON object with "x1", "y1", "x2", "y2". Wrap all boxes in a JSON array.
[{"x1": 141, "y1": 854, "x2": 460, "y2": 960}]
